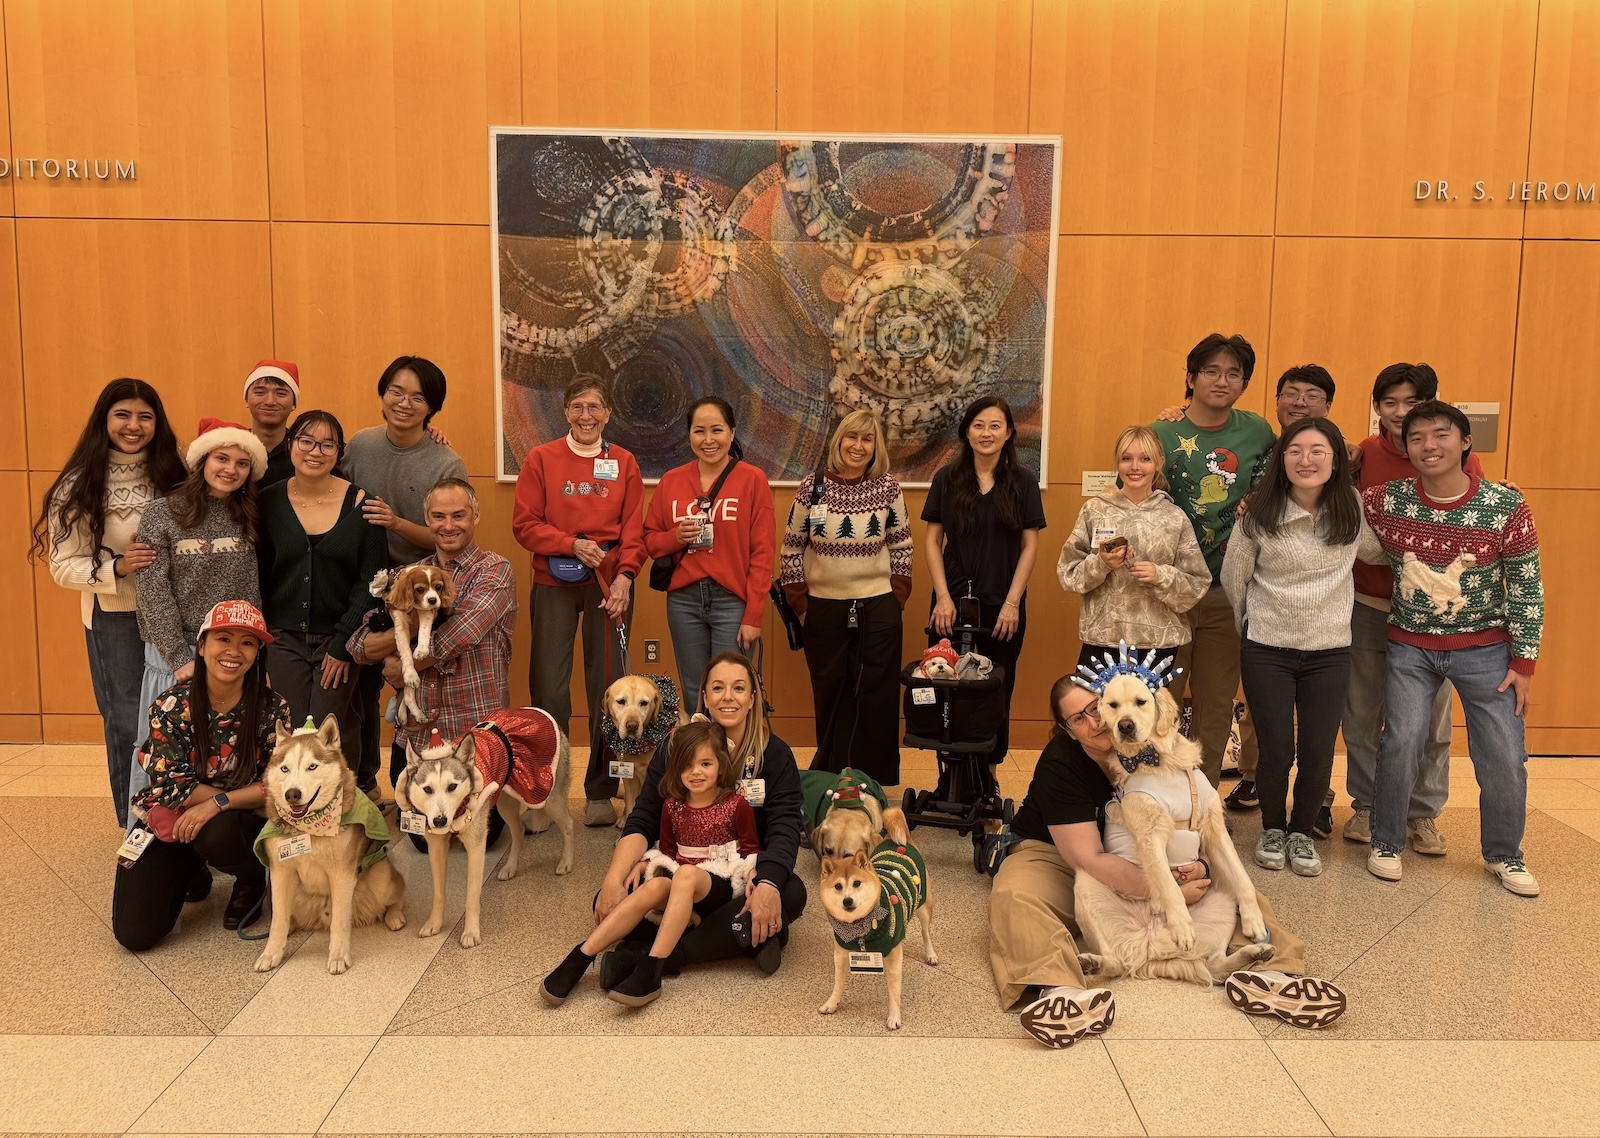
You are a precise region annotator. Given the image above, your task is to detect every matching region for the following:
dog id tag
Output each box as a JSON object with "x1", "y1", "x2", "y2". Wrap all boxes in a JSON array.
[
  {"x1": 593, "y1": 457, "x2": 619, "y2": 481},
  {"x1": 849, "y1": 951, "x2": 885, "y2": 974},
  {"x1": 399, "y1": 811, "x2": 426, "y2": 835},
  {"x1": 738, "y1": 777, "x2": 765, "y2": 806},
  {"x1": 277, "y1": 834, "x2": 312, "y2": 860},
  {"x1": 116, "y1": 826, "x2": 154, "y2": 867},
  {"x1": 609, "y1": 760, "x2": 635, "y2": 779},
  {"x1": 912, "y1": 687, "x2": 936, "y2": 705}
]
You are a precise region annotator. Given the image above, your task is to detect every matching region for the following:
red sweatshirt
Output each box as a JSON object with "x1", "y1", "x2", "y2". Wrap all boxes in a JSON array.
[
  {"x1": 512, "y1": 437, "x2": 646, "y2": 587},
  {"x1": 642, "y1": 460, "x2": 776, "y2": 626},
  {"x1": 1354, "y1": 432, "x2": 1484, "y2": 603}
]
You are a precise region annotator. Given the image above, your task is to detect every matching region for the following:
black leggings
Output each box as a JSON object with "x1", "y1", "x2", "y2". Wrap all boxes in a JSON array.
[
  {"x1": 112, "y1": 810, "x2": 265, "y2": 951},
  {"x1": 611, "y1": 874, "x2": 809, "y2": 965}
]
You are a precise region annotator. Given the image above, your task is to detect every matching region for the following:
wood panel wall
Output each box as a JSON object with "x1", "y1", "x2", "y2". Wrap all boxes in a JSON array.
[{"x1": 6, "y1": 0, "x2": 1597, "y2": 755}]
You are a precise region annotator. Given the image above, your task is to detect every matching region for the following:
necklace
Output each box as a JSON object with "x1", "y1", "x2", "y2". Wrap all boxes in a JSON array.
[{"x1": 290, "y1": 479, "x2": 338, "y2": 507}]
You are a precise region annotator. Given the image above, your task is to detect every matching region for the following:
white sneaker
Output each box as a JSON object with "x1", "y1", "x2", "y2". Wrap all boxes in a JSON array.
[
  {"x1": 1225, "y1": 970, "x2": 1347, "y2": 1029},
  {"x1": 1407, "y1": 817, "x2": 1447, "y2": 856},
  {"x1": 1019, "y1": 985, "x2": 1115, "y2": 1049},
  {"x1": 1343, "y1": 808, "x2": 1371, "y2": 843},
  {"x1": 1255, "y1": 828, "x2": 1287, "y2": 870},
  {"x1": 1486, "y1": 859, "x2": 1540, "y2": 897},
  {"x1": 1367, "y1": 848, "x2": 1402, "y2": 881},
  {"x1": 1286, "y1": 832, "x2": 1322, "y2": 876}
]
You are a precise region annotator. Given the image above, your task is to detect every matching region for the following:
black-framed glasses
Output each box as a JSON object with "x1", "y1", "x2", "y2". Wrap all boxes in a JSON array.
[
  {"x1": 1065, "y1": 704, "x2": 1101, "y2": 731},
  {"x1": 292, "y1": 436, "x2": 339, "y2": 456}
]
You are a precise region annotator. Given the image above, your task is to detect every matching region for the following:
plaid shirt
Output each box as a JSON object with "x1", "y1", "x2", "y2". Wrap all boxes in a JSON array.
[{"x1": 349, "y1": 543, "x2": 517, "y2": 750}]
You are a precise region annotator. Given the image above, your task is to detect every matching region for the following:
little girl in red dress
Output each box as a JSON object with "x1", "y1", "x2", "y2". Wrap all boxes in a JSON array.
[{"x1": 541, "y1": 720, "x2": 759, "y2": 1009}]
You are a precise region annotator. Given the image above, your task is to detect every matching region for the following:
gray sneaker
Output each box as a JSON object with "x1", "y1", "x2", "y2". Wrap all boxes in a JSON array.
[
  {"x1": 1255, "y1": 828, "x2": 1287, "y2": 870},
  {"x1": 1343, "y1": 808, "x2": 1371, "y2": 843},
  {"x1": 1286, "y1": 832, "x2": 1322, "y2": 876},
  {"x1": 583, "y1": 800, "x2": 618, "y2": 827},
  {"x1": 1407, "y1": 817, "x2": 1447, "y2": 856}
]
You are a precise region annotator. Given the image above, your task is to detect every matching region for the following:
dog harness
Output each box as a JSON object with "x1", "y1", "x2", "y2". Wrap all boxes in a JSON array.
[
  {"x1": 1104, "y1": 767, "x2": 1214, "y2": 868},
  {"x1": 596, "y1": 674, "x2": 680, "y2": 756},
  {"x1": 464, "y1": 707, "x2": 562, "y2": 809},
  {"x1": 830, "y1": 838, "x2": 928, "y2": 955}
]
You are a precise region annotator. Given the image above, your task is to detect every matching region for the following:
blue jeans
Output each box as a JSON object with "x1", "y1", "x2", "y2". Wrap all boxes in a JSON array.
[
  {"x1": 127, "y1": 641, "x2": 183, "y2": 822},
  {"x1": 85, "y1": 607, "x2": 144, "y2": 828},
  {"x1": 666, "y1": 579, "x2": 750, "y2": 713},
  {"x1": 1372, "y1": 641, "x2": 1527, "y2": 862}
]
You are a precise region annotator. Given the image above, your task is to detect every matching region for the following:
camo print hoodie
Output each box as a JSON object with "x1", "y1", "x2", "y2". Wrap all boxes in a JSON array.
[{"x1": 1057, "y1": 488, "x2": 1211, "y2": 650}]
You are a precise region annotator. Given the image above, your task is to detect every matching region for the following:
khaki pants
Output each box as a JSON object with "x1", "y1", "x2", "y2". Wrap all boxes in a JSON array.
[
  {"x1": 988, "y1": 839, "x2": 1306, "y2": 1009},
  {"x1": 1173, "y1": 585, "x2": 1259, "y2": 785}
]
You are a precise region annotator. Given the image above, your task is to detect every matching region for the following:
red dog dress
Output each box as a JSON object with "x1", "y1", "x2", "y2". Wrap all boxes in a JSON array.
[{"x1": 457, "y1": 707, "x2": 561, "y2": 808}]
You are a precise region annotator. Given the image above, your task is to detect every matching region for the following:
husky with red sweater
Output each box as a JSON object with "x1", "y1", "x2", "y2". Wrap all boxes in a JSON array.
[{"x1": 395, "y1": 709, "x2": 574, "y2": 948}]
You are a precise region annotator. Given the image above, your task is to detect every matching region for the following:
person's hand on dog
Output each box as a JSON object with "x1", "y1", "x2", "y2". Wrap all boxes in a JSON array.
[
  {"x1": 572, "y1": 538, "x2": 605, "y2": 568},
  {"x1": 601, "y1": 573, "x2": 631, "y2": 619},
  {"x1": 1498, "y1": 668, "x2": 1531, "y2": 716},
  {"x1": 320, "y1": 656, "x2": 350, "y2": 690},
  {"x1": 381, "y1": 656, "x2": 405, "y2": 687},
  {"x1": 1128, "y1": 560, "x2": 1160, "y2": 585},
  {"x1": 116, "y1": 539, "x2": 156, "y2": 577},
  {"x1": 739, "y1": 879, "x2": 783, "y2": 945},
  {"x1": 1172, "y1": 862, "x2": 1211, "y2": 905}
]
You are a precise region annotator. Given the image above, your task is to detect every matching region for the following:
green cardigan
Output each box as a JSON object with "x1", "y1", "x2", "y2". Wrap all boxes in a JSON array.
[
  {"x1": 257, "y1": 482, "x2": 386, "y2": 661},
  {"x1": 830, "y1": 838, "x2": 928, "y2": 955}
]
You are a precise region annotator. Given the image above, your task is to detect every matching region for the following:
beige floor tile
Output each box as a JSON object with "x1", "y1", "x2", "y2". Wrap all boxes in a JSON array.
[
  {"x1": 1524, "y1": 779, "x2": 1600, "y2": 810},
  {"x1": 1110, "y1": 1039, "x2": 1329, "y2": 1136},
  {"x1": 0, "y1": 1035, "x2": 210, "y2": 1132},
  {"x1": 1527, "y1": 757, "x2": 1600, "y2": 778},
  {"x1": 1274, "y1": 1040, "x2": 1600, "y2": 1136},
  {"x1": 1096, "y1": 977, "x2": 1262, "y2": 1040},
  {"x1": 14, "y1": 744, "x2": 113, "y2": 767},
  {"x1": 0, "y1": 762, "x2": 42, "y2": 787},
  {"x1": 126, "y1": 1134, "x2": 315, "y2": 1138},
  {"x1": 133, "y1": 1037, "x2": 376, "y2": 1134},
  {"x1": 1544, "y1": 809, "x2": 1600, "y2": 842},
  {"x1": 220, "y1": 835, "x2": 485, "y2": 1036},
  {"x1": 0, "y1": 742, "x2": 40, "y2": 764},
  {"x1": 324, "y1": 1035, "x2": 1144, "y2": 1135},
  {"x1": 0, "y1": 768, "x2": 114, "y2": 797}
]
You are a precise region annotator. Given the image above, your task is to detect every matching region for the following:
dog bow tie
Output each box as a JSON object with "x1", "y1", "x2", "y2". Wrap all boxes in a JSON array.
[{"x1": 1118, "y1": 746, "x2": 1161, "y2": 774}]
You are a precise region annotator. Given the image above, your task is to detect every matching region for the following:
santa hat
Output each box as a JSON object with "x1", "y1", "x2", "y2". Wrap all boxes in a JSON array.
[
  {"x1": 187, "y1": 417, "x2": 269, "y2": 481},
  {"x1": 243, "y1": 359, "x2": 300, "y2": 402}
]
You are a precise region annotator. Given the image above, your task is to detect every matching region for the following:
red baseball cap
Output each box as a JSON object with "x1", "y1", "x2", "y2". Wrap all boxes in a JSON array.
[{"x1": 197, "y1": 599, "x2": 275, "y2": 645}]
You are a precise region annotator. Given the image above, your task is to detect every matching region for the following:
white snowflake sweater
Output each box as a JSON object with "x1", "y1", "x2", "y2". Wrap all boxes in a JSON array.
[
  {"x1": 1361, "y1": 475, "x2": 1543, "y2": 674},
  {"x1": 780, "y1": 472, "x2": 913, "y2": 616}
]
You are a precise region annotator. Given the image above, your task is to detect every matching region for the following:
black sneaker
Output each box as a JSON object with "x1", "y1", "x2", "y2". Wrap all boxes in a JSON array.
[
  {"x1": 1311, "y1": 804, "x2": 1334, "y2": 839},
  {"x1": 1224, "y1": 779, "x2": 1259, "y2": 811}
]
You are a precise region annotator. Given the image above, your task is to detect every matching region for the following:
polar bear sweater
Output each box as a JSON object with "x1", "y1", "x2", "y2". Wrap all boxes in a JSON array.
[{"x1": 1361, "y1": 475, "x2": 1543, "y2": 674}]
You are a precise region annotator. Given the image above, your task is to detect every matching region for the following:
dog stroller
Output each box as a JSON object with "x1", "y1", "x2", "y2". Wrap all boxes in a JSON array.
[{"x1": 896, "y1": 607, "x2": 1015, "y2": 873}]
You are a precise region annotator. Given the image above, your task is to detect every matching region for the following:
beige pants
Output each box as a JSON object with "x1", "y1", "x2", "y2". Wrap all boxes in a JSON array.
[
  {"x1": 1172, "y1": 585, "x2": 1259, "y2": 785},
  {"x1": 988, "y1": 839, "x2": 1305, "y2": 1009}
]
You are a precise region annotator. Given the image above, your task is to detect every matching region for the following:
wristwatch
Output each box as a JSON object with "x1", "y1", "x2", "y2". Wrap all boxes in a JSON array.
[{"x1": 212, "y1": 792, "x2": 231, "y2": 811}]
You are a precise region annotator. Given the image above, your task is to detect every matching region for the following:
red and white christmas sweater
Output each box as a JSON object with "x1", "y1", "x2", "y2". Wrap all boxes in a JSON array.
[
  {"x1": 642, "y1": 460, "x2": 776, "y2": 626},
  {"x1": 512, "y1": 436, "x2": 646, "y2": 587},
  {"x1": 1353, "y1": 431, "x2": 1484, "y2": 606}
]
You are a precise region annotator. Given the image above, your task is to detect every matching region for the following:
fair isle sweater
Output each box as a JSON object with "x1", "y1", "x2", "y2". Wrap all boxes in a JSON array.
[
  {"x1": 1361, "y1": 475, "x2": 1543, "y2": 674},
  {"x1": 48, "y1": 450, "x2": 159, "y2": 627},
  {"x1": 780, "y1": 472, "x2": 913, "y2": 617},
  {"x1": 134, "y1": 496, "x2": 262, "y2": 672}
]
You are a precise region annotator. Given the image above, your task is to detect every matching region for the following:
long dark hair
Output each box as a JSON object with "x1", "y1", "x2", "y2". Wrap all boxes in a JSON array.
[
  {"x1": 29, "y1": 379, "x2": 186, "y2": 573},
  {"x1": 171, "y1": 453, "x2": 261, "y2": 547},
  {"x1": 660, "y1": 720, "x2": 736, "y2": 804},
  {"x1": 944, "y1": 397, "x2": 1024, "y2": 536},
  {"x1": 685, "y1": 395, "x2": 744, "y2": 461},
  {"x1": 1241, "y1": 417, "x2": 1360, "y2": 545},
  {"x1": 188, "y1": 634, "x2": 271, "y2": 791},
  {"x1": 286, "y1": 409, "x2": 349, "y2": 479}
]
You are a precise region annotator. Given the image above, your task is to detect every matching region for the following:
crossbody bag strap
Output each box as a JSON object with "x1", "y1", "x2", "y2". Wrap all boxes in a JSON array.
[{"x1": 703, "y1": 457, "x2": 739, "y2": 512}]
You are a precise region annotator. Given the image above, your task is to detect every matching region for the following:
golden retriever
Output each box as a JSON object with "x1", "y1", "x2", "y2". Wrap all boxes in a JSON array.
[{"x1": 599, "y1": 673, "x2": 683, "y2": 828}]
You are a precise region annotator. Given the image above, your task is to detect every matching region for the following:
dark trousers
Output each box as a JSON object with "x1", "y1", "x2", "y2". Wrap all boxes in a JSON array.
[
  {"x1": 1239, "y1": 638, "x2": 1350, "y2": 836},
  {"x1": 267, "y1": 629, "x2": 363, "y2": 772},
  {"x1": 619, "y1": 874, "x2": 809, "y2": 965},
  {"x1": 528, "y1": 580, "x2": 635, "y2": 803},
  {"x1": 85, "y1": 607, "x2": 144, "y2": 828},
  {"x1": 352, "y1": 664, "x2": 386, "y2": 792},
  {"x1": 111, "y1": 810, "x2": 265, "y2": 951},
  {"x1": 803, "y1": 593, "x2": 902, "y2": 785},
  {"x1": 928, "y1": 597, "x2": 1026, "y2": 765}
]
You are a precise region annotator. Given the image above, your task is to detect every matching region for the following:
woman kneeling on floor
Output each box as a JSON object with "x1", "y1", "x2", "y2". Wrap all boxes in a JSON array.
[
  {"x1": 987, "y1": 675, "x2": 1345, "y2": 1048},
  {"x1": 112, "y1": 601, "x2": 291, "y2": 951}
]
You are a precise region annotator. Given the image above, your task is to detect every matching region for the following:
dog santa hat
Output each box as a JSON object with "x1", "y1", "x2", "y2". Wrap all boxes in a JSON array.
[
  {"x1": 187, "y1": 417, "x2": 270, "y2": 481},
  {"x1": 243, "y1": 358, "x2": 300, "y2": 402}
]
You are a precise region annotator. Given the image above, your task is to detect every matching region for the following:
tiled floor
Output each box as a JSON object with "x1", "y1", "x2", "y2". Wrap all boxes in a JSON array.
[{"x1": 3, "y1": 743, "x2": 1599, "y2": 1137}]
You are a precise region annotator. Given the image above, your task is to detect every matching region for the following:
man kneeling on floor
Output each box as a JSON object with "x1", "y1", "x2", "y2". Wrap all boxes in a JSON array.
[{"x1": 988, "y1": 675, "x2": 1346, "y2": 1048}]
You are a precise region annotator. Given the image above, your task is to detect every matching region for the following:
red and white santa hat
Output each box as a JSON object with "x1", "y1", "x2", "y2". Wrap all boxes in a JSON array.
[
  {"x1": 243, "y1": 359, "x2": 300, "y2": 402},
  {"x1": 187, "y1": 417, "x2": 270, "y2": 481}
]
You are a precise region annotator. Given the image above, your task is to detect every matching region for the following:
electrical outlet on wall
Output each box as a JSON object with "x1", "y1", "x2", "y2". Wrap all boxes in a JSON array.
[{"x1": 644, "y1": 639, "x2": 660, "y2": 663}]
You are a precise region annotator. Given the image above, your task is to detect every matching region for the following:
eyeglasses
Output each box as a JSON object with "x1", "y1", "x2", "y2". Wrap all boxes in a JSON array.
[
  {"x1": 1284, "y1": 445, "x2": 1333, "y2": 461},
  {"x1": 292, "y1": 436, "x2": 339, "y2": 456},
  {"x1": 1065, "y1": 704, "x2": 1101, "y2": 731},
  {"x1": 383, "y1": 387, "x2": 428, "y2": 408},
  {"x1": 567, "y1": 402, "x2": 607, "y2": 415},
  {"x1": 1198, "y1": 365, "x2": 1245, "y2": 382},
  {"x1": 1279, "y1": 388, "x2": 1329, "y2": 406}
]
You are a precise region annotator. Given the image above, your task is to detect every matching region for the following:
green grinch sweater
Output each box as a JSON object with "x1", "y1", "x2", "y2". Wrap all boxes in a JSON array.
[
  {"x1": 1361, "y1": 475, "x2": 1543, "y2": 674},
  {"x1": 1152, "y1": 410, "x2": 1276, "y2": 580},
  {"x1": 830, "y1": 838, "x2": 928, "y2": 955}
]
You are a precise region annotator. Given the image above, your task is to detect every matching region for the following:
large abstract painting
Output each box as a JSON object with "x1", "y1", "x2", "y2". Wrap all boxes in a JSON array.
[{"x1": 493, "y1": 130, "x2": 1061, "y2": 484}]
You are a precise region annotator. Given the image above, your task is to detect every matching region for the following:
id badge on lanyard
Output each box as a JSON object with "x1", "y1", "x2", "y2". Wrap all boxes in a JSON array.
[{"x1": 593, "y1": 440, "x2": 618, "y2": 483}]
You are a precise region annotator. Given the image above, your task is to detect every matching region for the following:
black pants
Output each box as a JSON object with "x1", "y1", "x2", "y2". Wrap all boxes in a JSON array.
[
  {"x1": 929, "y1": 596, "x2": 1026, "y2": 765},
  {"x1": 1239, "y1": 638, "x2": 1350, "y2": 836},
  {"x1": 352, "y1": 663, "x2": 386, "y2": 792},
  {"x1": 111, "y1": 810, "x2": 265, "y2": 951},
  {"x1": 617, "y1": 874, "x2": 809, "y2": 965},
  {"x1": 803, "y1": 594, "x2": 903, "y2": 785}
]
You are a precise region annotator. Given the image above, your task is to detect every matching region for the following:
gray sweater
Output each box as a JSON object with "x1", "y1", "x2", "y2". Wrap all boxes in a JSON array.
[
  {"x1": 134, "y1": 496, "x2": 262, "y2": 671},
  {"x1": 343, "y1": 428, "x2": 467, "y2": 566}
]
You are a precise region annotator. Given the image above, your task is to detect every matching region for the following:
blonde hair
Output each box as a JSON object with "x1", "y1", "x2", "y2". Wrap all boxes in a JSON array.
[
  {"x1": 1112, "y1": 425, "x2": 1169, "y2": 492},
  {"x1": 826, "y1": 409, "x2": 890, "y2": 479}
]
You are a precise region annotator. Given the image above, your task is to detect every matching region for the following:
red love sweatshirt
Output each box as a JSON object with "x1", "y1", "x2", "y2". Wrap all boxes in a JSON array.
[
  {"x1": 642, "y1": 459, "x2": 776, "y2": 626},
  {"x1": 512, "y1": 437, "x2": 646, "y2": 588}
]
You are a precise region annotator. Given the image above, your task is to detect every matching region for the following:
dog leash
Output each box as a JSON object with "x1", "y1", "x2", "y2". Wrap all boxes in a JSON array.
[{"x1": 236, "y1": 868, "x2": 271, "y2": 940}]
